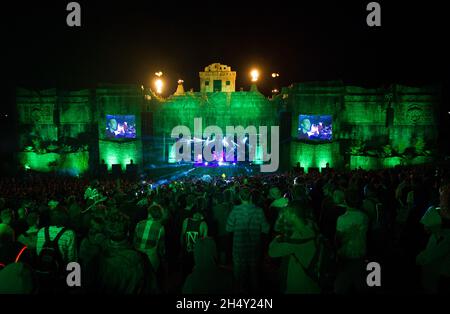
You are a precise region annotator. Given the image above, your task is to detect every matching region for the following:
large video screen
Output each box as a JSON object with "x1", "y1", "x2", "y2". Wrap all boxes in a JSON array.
[
  {"x1": 298, "y1": 114, "x2": 332, "y2": 141},
  {"x1": 106, "y1": 114, "x2": 136, "y2": 139}
]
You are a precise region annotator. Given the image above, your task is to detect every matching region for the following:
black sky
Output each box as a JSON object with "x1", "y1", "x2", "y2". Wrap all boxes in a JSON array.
[
  {"x1": 8, "y1": 0, "x2": 449, "y2": 92},
  {"x1": 3, "y1": 0, "x2": 449, "y2": 153},
  {"x1": 3, "y1": 0, "x2": 449, "y2": 141}
]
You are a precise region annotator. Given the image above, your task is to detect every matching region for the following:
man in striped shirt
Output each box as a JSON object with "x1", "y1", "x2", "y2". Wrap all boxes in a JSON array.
[
  {"x1": 226, "y1": 187, "x2": 269, "y2": 293},
  {"x1": 133, "y1": 204, "x2": 166, "y2": 273}
]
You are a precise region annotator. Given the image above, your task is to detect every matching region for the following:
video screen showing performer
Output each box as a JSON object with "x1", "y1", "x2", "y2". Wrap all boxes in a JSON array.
[
  {"x1": 298, "y1": 114, "x2": 332, "y2": 141},
  {"x1": 106, "y1": 114, "x2": 136, "y2": 139}
]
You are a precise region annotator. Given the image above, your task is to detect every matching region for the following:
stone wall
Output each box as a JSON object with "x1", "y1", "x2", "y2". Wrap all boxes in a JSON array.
[
  {"x1": 18, "y1": 151, "x2": 89, "y2": 175},
  {"x1": 281, "y1": 81, "x2": 439, "y2": 171},
  {"x1": 16, "y1": 81, "x2": 440, "y2": 174}
]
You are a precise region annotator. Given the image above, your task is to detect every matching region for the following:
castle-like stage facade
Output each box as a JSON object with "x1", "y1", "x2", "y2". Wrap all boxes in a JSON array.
[{"x1": 16, "y1": 63, "x2": 440, "y2": 176}]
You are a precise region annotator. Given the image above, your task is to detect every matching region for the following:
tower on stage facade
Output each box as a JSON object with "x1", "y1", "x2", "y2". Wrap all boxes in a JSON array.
[{"x1": 199, "y1": 63, "x2": 236, "y2": 92}]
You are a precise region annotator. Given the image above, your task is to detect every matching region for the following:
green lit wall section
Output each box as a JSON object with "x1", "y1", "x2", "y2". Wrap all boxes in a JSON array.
[
  {"x1": 99, "y1": 140, "x2": 142, "y2": 170},
  {"x1": 96, "y1": 85, "x2": 143, "y2": 141},
  {"x1": 154, "y1": 91, "x2": 276, "y2": 132},
  {"x1": 96, "y1": 85, "x2": 144, "y2": 171},
  {"x1": 285, "y1": 82, "x2": 342, "y2": 171},
  {"x1": 290, "y1": 142, "x2": 339, "y2": 172},
  {"x1": 350, "y1": 155, "x2": 434, "y2": 170},
  {"x1": 349, "y1": 156, "x2": 379, "y2": 170},
  {"x1": 284, "y1": 82, "x2": 439, "y2": 171},
  {"x1": 16, "y1": 82, "x2": 440, "y2": 174},
  {"x1": 18, "y1": 152, "x2": 89, "y2": 174},
  {"x1": 350, "y1": 156, "x2": 403, "y2": 169},
  {"x1": 151, "y1": 90, "x2": 277, "y2": 164}
]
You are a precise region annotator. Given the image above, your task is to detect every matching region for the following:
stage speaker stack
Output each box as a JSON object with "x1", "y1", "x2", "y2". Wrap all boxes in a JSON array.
[
  {"x1": 112, "y1": 164, "x2": 122, "y2": 177},
  {"x1": 126, "y1": 164, "x2": 138, "y2": 178}
]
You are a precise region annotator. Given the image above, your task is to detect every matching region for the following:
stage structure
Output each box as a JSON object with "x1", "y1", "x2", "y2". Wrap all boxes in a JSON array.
[{"x1": 16, "y1": 64, "x2": 440, "y2": 175}]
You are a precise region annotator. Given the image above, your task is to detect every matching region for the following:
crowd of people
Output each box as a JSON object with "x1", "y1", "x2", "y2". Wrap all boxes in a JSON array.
[{"x1": 0, "y1": 164, "x2": 449, "y2": 294}]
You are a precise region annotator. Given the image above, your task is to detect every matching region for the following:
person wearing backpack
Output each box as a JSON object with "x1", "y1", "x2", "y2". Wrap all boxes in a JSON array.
[
  {"x1": 268, "y1": 200, "x2": 321, "y2": 294},
  {"x1": 35, "y1": 209, "x2": 77, "y2": 291}
]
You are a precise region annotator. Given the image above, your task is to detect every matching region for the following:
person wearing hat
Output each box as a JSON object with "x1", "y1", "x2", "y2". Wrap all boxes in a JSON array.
[
  {"x1": 83, "y1": 186, "x2": 107, "y2": 214},
  {"x1": 416, "y1": 184, "x2": 450, "y2": 293}
]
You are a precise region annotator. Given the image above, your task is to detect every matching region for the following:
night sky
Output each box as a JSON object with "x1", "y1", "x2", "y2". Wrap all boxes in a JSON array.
[{"x1": 4, "y1": 0, "x2": 450, "y2": 150}]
